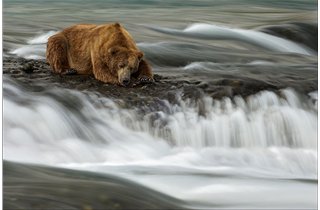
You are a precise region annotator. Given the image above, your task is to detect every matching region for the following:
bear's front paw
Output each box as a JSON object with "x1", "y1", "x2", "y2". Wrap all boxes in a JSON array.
[{"x1": 138, "y1": 75, "x2": 154, "y2": 84}]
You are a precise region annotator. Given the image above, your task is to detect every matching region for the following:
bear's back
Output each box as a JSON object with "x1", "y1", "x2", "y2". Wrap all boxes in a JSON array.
[{"x1": 60, "y1": 23, "x2": 136, "y2": 49}]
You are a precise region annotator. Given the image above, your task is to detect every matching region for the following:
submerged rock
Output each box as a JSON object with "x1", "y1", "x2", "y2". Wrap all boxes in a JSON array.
[
  {"x1": 4, "y1": 161, "x2": 186, "y2": 210},
  {"x1": 259, "y1": 22, "x2": 318, "y2": 52}
]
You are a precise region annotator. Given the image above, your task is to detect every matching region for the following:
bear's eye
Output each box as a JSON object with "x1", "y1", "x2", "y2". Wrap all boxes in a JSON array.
[{"x1": 118, "y1": 63, "x2": 125, "y2": 68}]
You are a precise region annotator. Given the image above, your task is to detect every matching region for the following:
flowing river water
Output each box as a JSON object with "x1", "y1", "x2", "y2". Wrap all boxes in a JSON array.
[{"x1": 3, "y1": 0, "x2": 318, "y2": 209}]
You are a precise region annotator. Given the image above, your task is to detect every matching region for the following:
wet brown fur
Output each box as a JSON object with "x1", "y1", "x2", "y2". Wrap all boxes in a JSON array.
[{"x1": 46, "y1": 23, "x2": 153, "y2": 85}]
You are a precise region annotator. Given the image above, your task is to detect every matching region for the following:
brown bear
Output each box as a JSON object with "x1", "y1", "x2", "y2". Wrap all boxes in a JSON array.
[{"x1": 46, "y1": 23, "x2": 153, "y2": 86}]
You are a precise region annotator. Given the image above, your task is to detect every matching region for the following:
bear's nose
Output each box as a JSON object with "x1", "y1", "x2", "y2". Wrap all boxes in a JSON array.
[{"x1": 122, "y1": 79, "x2": 130, "y2": 86}]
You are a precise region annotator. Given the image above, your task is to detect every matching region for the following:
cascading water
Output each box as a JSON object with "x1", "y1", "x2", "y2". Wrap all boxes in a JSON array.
[{"x1": 3, "y1": 74, "x2": 317, "y2": 208}]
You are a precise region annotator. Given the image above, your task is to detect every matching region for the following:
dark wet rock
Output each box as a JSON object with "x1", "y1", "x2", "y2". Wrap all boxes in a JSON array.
[
  {"x1": 153, "y1": 74, "x2": 162, "y2": 82},
  {"x1": 3, "y1": 57, "x2": 318, "y2": 111},
  {"x1": 20, "y1": 62, "x2": 34, "y2": 73}
]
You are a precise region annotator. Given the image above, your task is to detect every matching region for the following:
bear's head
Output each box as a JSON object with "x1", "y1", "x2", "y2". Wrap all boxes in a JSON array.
[{"x1": 107, "y1": 46, "x2": 144, "y2": 86}]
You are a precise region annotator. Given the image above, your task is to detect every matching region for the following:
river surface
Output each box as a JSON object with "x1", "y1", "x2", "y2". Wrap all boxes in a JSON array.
[{"x1": 3, "y1": 0, "x2": 318, "y2": 209}]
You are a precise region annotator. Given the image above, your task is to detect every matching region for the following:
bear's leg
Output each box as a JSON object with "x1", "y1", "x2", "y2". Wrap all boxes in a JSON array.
[
  {"x1": 134, "y1": 59, "x2": 154, "y2": 84},
  {"x1": 91, "y1": 55, "x2": 119, "y2": 84},
  {"x1": 46, "y1": 34, "x2": 72, "y2": 74}
]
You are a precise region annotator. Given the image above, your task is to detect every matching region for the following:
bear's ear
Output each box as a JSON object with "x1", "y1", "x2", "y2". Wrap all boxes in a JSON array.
[
  {"x1": 108, "y1": 47, "x2": 118, "y2": 55},
  {"x1": 137, "y1": 51, "x2": 144, "y2": 61}
]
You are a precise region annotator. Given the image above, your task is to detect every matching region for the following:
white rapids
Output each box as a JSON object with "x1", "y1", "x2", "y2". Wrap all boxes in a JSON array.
[
  {"x1": 3, "y1": 76, "x2": 317, "y2": 209},
  {"x1": 146, "y1": 23, "x2": 314, "y2": 55}
]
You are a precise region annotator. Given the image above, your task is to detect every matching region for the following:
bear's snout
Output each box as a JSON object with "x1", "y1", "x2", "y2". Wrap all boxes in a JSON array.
[
  {"x1": 122, "y1": 78, "x2": 130, "y2": 86},
  {"x1": 118, "y1": 67, "x2": 131, "y2": 87}
]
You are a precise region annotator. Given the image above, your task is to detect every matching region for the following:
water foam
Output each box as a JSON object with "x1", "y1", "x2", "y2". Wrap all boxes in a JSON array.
[
  {"x1": 146, "y1": 23, "x2": 314, "y2": 55},
  {"x1": 3, "y1": 76, "x2": 317, "y2": 208},
  {"x1": 3, "y1": 77, "x2": 317, "y2": 178},
  {"x1": 183, "y1": 62, "x2": 220, "y2": 71},
  {"x1": 27, "y1": 30, "x2": 57, "y2": 44},
  {"x1": 10, "y1": 31, "x2": 58, "y2": 59}
]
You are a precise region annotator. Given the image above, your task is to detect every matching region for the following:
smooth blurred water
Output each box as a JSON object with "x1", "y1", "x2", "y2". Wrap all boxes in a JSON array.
[
  {"x1": 4, "y1": 0, "x2": 317, "y2": 59},
  {"x1": 3, "y1": 0, "x2": 318, "y2": 209}
]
